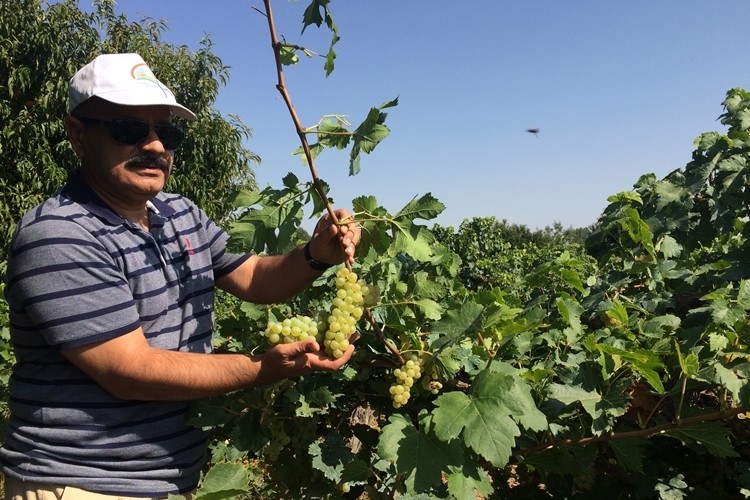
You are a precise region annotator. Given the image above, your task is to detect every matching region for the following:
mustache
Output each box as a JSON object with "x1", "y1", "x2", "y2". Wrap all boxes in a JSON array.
[{"x1": 126, "y1": 154, "x2": 169, "y2": 170}]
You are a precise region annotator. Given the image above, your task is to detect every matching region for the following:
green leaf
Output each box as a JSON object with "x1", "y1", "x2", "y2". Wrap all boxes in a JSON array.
[
  {"x1": 737, "y1": 280, "x2": 750, "y2": 310},
  {"x1": 657, "y1": 234, "x2": 683, "y2": 258},
  {"x1": 431, "y1": 301, "x2": 484, "y2": 350},
  {"x1": 309, "y1": 432, "x2": 356, "y2": 483},
  {"x1": 393, "y1": 193, "x2": 446, "y2": 224},
  {"x1": 710, "y1": 362, "x2": 748, "y2": 403},
  {"x1": 607, "y1": 190, "x2": 643, "y2": 204},
  {"x1": 194, "y1": 462, "x2": 250, "y2": 499},
  {"x1": 665, "y1": 421, "x2": 739, "y2": 458},
  {"x1": 547, "y1": 379, "x2": 629, "y2": 435},
  {"x1": 711, "y1": 298, "x2": 746, "y2": 326},
  {"x1": 621, "y1": 206, "x2": 656, "y2": 259},
  {"x1": 301, "y1": 0, "x2": 330, "y2": 31},
  {"x1": 445, "y1": 463, "x2": 494, "y2": 499},
  {"x1": 348, "y1": 100, "x2": 398, "y2": 175},
  {"x1": 556, "y1": 295, "x2": 583, "y2": 334},
  {"x1": 609, "y1": 439, "x2": 646, "y2": 473},
  {"x1": 278, "y1": 45, "x2": 299, "y2": 66},
  {"x1": 377, "y1": 413, "x2": 462, "y2": 494},
  {"x1": 414, "y1": 298, "x2": 443, "y2": 320},
  {"x1": 652, "y1": 178, "x2": 685, "y2": 209},
  {"x1": 432, "y1": 367, "x2": 547, "y2": 466},
  {"x1": 391, "y1": 225, "x2": 434, "y2": 262},
  {"x1": 316, "y1": 118, "x2": 350, "y2": 149}
]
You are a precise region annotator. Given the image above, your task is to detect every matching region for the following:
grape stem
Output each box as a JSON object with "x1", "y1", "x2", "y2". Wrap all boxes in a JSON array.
[{"x1": 365, "y1": 308, "x2": 405, "y2": 365}]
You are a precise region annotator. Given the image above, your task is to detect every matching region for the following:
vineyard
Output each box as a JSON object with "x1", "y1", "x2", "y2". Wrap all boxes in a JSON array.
[
  {"x1": 182, "y1": 84, "x2": 750, "y2": 498},
  {"x1": 2, "y1": 1, "x2": 750, "y2": 499}
]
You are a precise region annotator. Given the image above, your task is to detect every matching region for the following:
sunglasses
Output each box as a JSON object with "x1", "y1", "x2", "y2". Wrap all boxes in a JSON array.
[{"x1": 78, "y1": 117, "x2": 184, "y2": 150}]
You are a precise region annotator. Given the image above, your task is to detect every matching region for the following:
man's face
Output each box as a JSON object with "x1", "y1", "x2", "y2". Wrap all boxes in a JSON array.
[{"x1": 66, "y1": 100, "x2": 177, "y2": 206}]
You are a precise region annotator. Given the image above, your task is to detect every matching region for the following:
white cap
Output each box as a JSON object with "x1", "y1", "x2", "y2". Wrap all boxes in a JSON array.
[{"x1": 68, "y1": 53, "x2": 196, "y2": 120}]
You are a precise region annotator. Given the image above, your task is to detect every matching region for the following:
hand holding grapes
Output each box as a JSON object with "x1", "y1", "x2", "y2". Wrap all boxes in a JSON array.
[{"x1": 254, "y1": 338, "x2": 355, "y2": 385}]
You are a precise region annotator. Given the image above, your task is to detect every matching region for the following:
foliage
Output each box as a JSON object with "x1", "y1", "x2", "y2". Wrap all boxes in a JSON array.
[
  {"x1": 186, "y1": 4, "x2": 750, "y2": 495},
  {"x1": 433, "y1": 217, "x2": 594, "y2": 296},
  {"x1": 0, "y1": 0, "x2": 259, "y2": 270}
]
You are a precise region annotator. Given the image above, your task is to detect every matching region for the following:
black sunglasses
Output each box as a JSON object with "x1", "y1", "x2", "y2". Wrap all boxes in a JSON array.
[{"x1": 78, "y1": 117, "x2": 184, "y2": 150}]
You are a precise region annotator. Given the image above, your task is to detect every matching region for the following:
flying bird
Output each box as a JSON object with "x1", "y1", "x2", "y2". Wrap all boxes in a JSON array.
[{"x1": 526, "y1": 128, "x2": 540, "y2": 137}]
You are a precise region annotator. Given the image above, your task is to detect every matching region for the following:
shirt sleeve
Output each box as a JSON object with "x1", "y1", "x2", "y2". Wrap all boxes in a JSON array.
[{"x1": 6, "y1": 217, "x2": 141, "y2": 350}]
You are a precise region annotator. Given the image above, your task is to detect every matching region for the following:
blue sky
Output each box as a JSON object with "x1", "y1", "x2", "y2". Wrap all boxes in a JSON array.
[{"x1": 87, "y1": 1, "x2": 750, "y2": 230}]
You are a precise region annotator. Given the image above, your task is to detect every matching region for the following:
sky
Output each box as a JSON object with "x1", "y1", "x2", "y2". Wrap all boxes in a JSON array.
[{"x1": 80, "y1": 1, "x2": 750, "y2": 231}]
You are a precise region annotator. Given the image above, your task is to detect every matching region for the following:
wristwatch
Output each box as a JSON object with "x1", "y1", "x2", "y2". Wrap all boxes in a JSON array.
[{"x1": 303, "y1": 242, "x2": 334, "y2": 271}]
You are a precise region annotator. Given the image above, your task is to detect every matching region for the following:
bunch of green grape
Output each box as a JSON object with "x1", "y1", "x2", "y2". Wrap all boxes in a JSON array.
[
  {"x1": 389, "y1": 354, "x2": 423, "y2": 408},
  {"x1": 263, "y1": 418, "x2": 290, "y2": 462},
  {"x1": 422, "y1": 365, "x2": 443, "y2": 395},
  {"x1": 322, "y1": 267, "x2": 380, "y2": 358},
  {"x1": 263, "y1": 266, "x2": 380, "y2": 359},
  {"x1": 264, "y1": 314, "x2": 322, "y2": 345}
]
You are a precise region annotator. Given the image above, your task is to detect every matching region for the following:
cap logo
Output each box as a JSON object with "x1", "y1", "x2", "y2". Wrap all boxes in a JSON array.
[{"x1": 131, "y1": 63, "x2": 162, "y2": 88}]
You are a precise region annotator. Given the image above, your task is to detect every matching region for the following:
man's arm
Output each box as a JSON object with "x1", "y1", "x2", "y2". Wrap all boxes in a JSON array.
[
  {"x1": 61, "y1": 327, "x2": 354, "y2": 401},
  {"x1": 216, "y1": 208, "x2": 360, "y2": 303}
]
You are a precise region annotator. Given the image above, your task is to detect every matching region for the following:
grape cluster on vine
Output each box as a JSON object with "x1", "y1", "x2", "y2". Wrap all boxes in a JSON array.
[
  {"x1": 323, "y1": 267, "x2": 368, "y2": 358},
  {"x1": 263, "y1": 266, "x2": 380, "y2": 360},
  {"x1": 264, "y1": 315, "x2": 320, "y2": 345},
  {"x1": 389, "y1": 354, "x2": 423, "y2": 408}
]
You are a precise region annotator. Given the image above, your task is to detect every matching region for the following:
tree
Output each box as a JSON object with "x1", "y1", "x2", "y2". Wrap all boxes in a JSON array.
[{"x1": 0, "y1": 0, "x2": 259, "y2": 272}]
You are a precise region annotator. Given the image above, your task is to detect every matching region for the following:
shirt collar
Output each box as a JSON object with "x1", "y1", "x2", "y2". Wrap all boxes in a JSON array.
[{"x1": 61, "y1": 170, "x2": 176, "y2": 224}]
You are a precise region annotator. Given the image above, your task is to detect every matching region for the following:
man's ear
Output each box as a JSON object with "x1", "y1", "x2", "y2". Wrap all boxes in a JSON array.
[{"x1": 64, "y1": 116, "x2": 86, "y2": 158}]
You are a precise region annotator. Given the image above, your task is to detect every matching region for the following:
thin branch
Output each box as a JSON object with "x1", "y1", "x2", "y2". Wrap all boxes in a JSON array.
[
  {"x1": 261, "y1": 1, "x2": 401, "y2": 362},
  {"x1": 365, "y1": 308, "x2": 404, "y2": 365},
  {"x1": 520, "y1": 407, "x2": 745, "y2": 456},
  {"x1": 262, "y1": 0, "x2": 337, "y2": 225}
]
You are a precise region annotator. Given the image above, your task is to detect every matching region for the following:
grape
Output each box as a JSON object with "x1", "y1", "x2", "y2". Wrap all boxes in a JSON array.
[
  {"x1": 264, "y1": 314, "x2": 320, "y2": 345},
  {"x1": 362, "y1": 282, "x2": 380, "y2": 307},
  {"x1": 388, "y1": 353, "x2": 423, "y2": 408},
  {"x1": 323, "y1": 267, "x2": 367, "y2": 359},
  {"x1": 263, "y1": 267, "x2": 378, "y2": 360}
]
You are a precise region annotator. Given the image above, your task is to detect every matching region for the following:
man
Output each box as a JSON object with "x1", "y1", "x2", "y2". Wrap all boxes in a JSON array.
[{"x1": 1, "y1": 53, "x2": 360, "y2": 498}]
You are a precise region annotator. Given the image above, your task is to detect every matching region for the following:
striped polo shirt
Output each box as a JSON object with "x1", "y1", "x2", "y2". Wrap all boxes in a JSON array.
[{"x1": 1, "y1": 170, "x2": 250, "y2": 496}]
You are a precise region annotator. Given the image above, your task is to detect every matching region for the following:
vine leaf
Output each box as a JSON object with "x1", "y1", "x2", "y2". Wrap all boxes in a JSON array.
[
  {"x1": 227, "y1": 184, "x2": 305, "y2": 253},
  {"x1": 432, "y1": 366, "x2": 547, "y2": 467},
  {"x1": 300, "y1": 0, "x2": 339, "y2": 75},
  {"x1": 430, "y1": 302, "x2": 484, "y2": 351},
  {"x1": 608, "y1": 439, "x2": 646, "y2": 473},
  {"x1": 193, "y1": 461, "x2": 250, "y2": 499},
  {"x1": 377, "y1": 413, "x2": 463, "y2": 494},
  {"x1": 393, "y1": 193, "x2": 446, "y2": 224},
  {"x1": 664, "y1": 421, "x2": 738, "y2": 458},
  {"x1": 349, "y1": 98, "x2": 399, "y2": 175},
  {"x1": 445, "y1": 462, "x2": 494, "y2": 499},
  {"x1": 414, "y1": 298, "x2": 443, "y2": 320},
  {"x1": 547, "y1": 380, "x2": 630, "y2": 435},
  {"x1": 391, "y1": 225, "x2": 435, "y2": 262},
  {"x1": 309, "y1": 432, "x2": 360, "y2": 483}
]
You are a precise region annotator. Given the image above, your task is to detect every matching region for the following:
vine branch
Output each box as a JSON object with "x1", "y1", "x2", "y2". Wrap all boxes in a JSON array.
[
  {"x1": 520, "y1": 407, "x2": 745, "y2": 456},
  {"x1": 260, "y1": 0, "x2": 403, "y2": 362},
  {"x1": 365, "y1": 308, "x2": 405, "y2": 365},
  {"x1": 262, "y1": 0, "x2": 337, "y2": 225}
]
